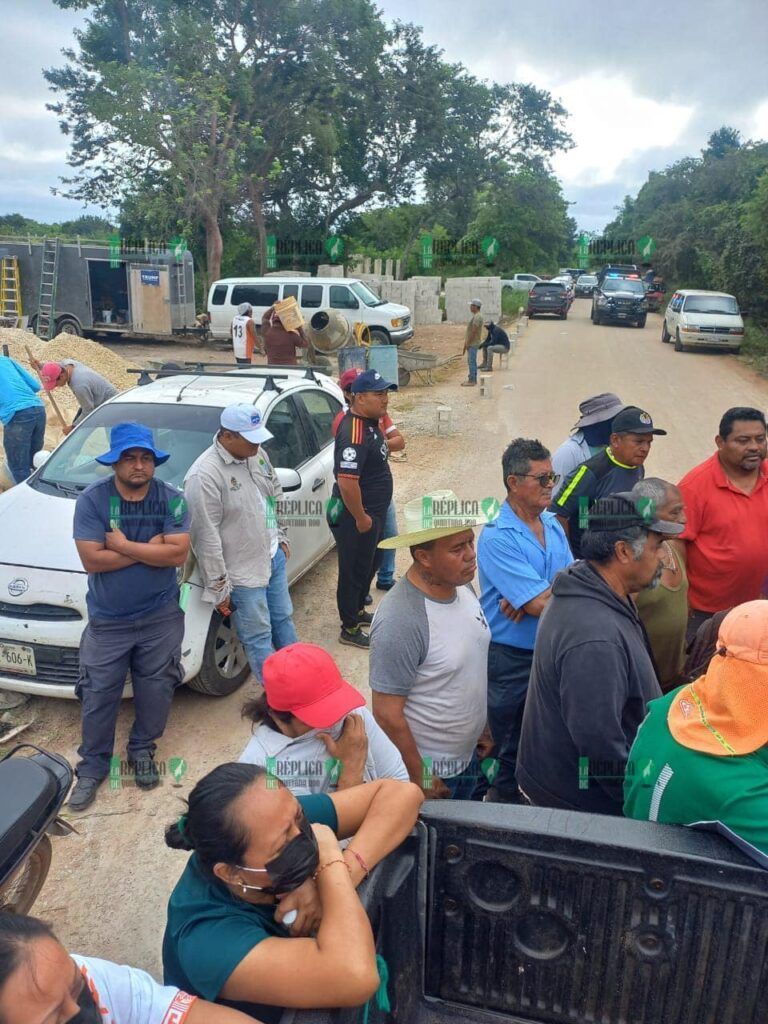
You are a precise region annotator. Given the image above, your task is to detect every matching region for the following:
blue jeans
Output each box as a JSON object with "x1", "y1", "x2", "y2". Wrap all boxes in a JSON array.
[
  {"x1": 443, "y1": 754, "x2": 484, "y2": 800},
  {"x1": 486, "y1": 642, "x2": 534, "y2": 798},
  {"x1": 230, "y1": 547, "x2": 298, "y2": 682},
  {"x1": 467, "y1": 346, "x2": 478, "y2": 383},
  {"x1": 377, "y1": 498, "x2": 397, "y2": 585},
  {"x1": 4, "y1": 405, "x2": 46, "y2": 483}
]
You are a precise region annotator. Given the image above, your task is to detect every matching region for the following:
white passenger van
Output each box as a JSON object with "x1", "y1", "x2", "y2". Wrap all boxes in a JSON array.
[{"x1": 207, "y1": 276, "x2": 414, "y2": 346}]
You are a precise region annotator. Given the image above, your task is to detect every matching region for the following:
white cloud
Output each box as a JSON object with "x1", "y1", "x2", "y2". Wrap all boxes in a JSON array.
[
  {"x1": 0, "y1": 141, "x2": 67, "y2": 165},
  {"x1": 0, "y1": 95, "x2": 52, "y2": 121},
  {"x1": 751, "y1": 98, "x2": 768, "y2": 139},
  {"x1": 512, "y1": 64, "x2": 694, "y2": 188}
]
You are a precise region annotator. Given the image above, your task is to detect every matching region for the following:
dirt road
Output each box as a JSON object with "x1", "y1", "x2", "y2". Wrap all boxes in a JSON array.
[{"x1": 22, "y1": 299, "x2": 768, "y2": 972}]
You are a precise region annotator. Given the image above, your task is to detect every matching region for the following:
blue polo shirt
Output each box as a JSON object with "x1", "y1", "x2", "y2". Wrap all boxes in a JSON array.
[
  {"x1": 477, "y1": 502, "x2": 573, "y2": 650},
  {"x1": 0, "y1": 357, "x2": 44, "y2": 425}
]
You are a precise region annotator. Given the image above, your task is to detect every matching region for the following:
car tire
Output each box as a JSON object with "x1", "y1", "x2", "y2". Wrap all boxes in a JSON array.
[
  {"x1": 661, "y1": 321, "x2": 670, "y2": 343},
  {"x1": 187, "y1": 611, "x2": 250, "y2": 696},
  {"x1": 731, "y1": 347, "x2": 742, "y2": 355},
  {"x1": 560, "y1": 311, "x2": 568, "y2": 320},
  {"x1": 369, "y1": 329, "x2": 390, "y2": 345},
  {"x1": 637, "y1": 316, "x2": 647, "y2": 328},
  {"x1": 674, "y1": 329, "x2": 685, "y2": 353},
  {"x1": 55, "y1": 316, "x2": 83, "y2": 336}
]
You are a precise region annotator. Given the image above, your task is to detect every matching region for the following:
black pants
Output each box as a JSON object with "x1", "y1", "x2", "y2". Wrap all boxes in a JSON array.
[
  {"x1": 75, "y1": 602, "x2": 185, "y2": 779},
  {"x1": 486, "y1": 642, "x2": 534, "y2": 799},
  {"x1": 331, "y1": 508, "x2": 384, "y2": 629}
]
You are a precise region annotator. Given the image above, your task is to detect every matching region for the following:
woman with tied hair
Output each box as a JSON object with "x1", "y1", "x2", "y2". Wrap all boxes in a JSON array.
[
  {"x1": 0, "y1": 913, "x2": 257, "y2": 1024},
  {"x1": 162, "y1": 763, "x2": 423, "y2": 1023}
]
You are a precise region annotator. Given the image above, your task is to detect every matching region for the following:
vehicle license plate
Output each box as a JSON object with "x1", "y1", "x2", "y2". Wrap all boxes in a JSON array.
[
  {"x1": 0, "y1": 643, "x2": 36, "y2": 675},
  {"x1": 617, "y1": 313, "x2": 627, "y2": 318}
]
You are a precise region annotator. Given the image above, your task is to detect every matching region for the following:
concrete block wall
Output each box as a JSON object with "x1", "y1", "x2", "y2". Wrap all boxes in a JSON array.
[
  {"x1": 378, "y1": 280, "x2": 417, "y2": 316},
  {"x1": 409, "y1": 275, "x2": 443, "y2": 325},
  {"x1": 444, "y1": 277, "x2": 502, "y2": 323},
  {"x1": 265, "y1": 270, "x2": 311, "y2": 277},
  {"x1": 316, "y1": 264, "x2": 345, "y2": 278}
]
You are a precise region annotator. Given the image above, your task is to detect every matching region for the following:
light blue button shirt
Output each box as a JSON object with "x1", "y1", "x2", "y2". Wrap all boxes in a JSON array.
[
  {"x1": 0, "y1": 357, "x2": 43, "y2": 425},
  {"x1": 478, "y1": 501, "x2": 573, "y2": 650}
]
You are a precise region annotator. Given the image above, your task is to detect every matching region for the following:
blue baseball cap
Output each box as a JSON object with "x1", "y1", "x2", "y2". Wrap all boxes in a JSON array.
[
  {"x1": 350, "y1": 369, "x2": 397, "y2": 394},
  {"x1": 95, "y1": 423, "x2": 170, "y2": 465}
]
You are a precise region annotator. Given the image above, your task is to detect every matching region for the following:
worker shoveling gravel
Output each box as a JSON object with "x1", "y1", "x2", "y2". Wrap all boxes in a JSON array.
[{"x1": 0, "y1": 328, "x2": 135, "y2": 489}]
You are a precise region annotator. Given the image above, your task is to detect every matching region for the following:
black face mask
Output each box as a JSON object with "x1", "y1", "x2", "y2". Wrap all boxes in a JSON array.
[
  {"x1": 67, "y1": 981, "x2": 102, "y2": 1024},
  {"x1": 235, "y1": 812, "x2": 320, "y2": 895}
]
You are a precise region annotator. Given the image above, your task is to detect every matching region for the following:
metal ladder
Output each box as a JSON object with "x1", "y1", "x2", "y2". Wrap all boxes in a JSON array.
[
  {"x1": 36, "y1": 237, "x2": 60, "y2": 340},
  {"x1": 173, "y1": 257, "x2": 187, "y2": 329},
  {"x1": 1, "y1": 256, "x2": 22, "y2": 321}
]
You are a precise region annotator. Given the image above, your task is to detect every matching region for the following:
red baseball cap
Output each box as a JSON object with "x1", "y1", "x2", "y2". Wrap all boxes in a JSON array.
[
  {"x1": 338, "y1": 368, "x2": 361, "y2": 392},
  {"x1": 40, "y1": 362, "x2": 64, "y2": 391},
  {"x1": 262, "y1": 643, "x2": 365, "y2": 729}
]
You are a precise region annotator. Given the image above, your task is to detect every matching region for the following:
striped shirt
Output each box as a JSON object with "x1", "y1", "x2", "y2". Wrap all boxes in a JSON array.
[{"x1": 332, "y1": 411, "x2": 392, "y2": 515}]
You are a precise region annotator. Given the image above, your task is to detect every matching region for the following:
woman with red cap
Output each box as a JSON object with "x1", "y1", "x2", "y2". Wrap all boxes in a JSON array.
[
  {"x1": 239, "y1": 643, "x2": 408, "y2": 792},
  {"x1": 625, "y1": 600, "x2": 768, "y2": 856}
]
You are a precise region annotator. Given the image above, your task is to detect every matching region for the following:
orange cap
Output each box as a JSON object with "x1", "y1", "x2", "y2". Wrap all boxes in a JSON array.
[{"x1": 668, "y1": 601, "x2": 768, "y2": 755}]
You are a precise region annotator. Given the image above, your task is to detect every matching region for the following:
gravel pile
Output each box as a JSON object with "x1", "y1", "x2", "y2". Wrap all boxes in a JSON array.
[{"x1": 0, "y1": 329, "x2": 135, "y2": 489}]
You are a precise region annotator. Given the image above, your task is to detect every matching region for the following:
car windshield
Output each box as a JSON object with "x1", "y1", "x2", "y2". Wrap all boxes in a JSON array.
[
  {"x1": 350, "y1": 281, "x2": 385, "y2": 307},
  {"x1": 533, "y1": 283, "x2": 565, "y2": 292},
  {"x1": 683, "y1": 295, "x2": 740, "y2": 315},
  {"x1": 603, "y1": 278, "x2": 645, "y2": 294},
  {"x1": 577, "y1": 276, "x2": 597, "y2": 284},
  {"x1": 30, "y1": 402, "x2": 223, "y2": 498}
]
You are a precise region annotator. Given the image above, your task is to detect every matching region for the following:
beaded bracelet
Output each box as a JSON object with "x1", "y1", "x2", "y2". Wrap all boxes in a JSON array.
[{"x1": 313, "y1": 858, "x2": 351, "y2": 880}]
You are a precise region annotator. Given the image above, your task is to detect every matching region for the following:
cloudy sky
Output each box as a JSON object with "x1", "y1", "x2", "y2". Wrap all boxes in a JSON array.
[{"x1": 2, "y1": 0, "x2": 767, "y2": 232}]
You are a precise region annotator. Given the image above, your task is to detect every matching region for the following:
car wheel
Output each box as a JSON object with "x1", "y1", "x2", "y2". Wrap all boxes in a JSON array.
[
  {"x1": 560, "y1": 311, "x2": 568, "y2": 320},
  {"x1": 637, "y1": 316, "x2": 647, "y2": 328},
  {"x1": 187, "y1": 611, "x2": 250, "y2": 696},
  {"x1": 674, "y1": 329, "x2": 685, "y2": 353},
  {"x1": 55, "y1": 316, "x2": 83, "y2": 336},
  {"x1": 661, "y1": 320, "x2": 670, "y2": 343},
  {"x1": 369, "y1": 329, "x2": 390, "y2": 345},
  {"x1": 731, "y1": 347, "x2": 742, "y2": 355}
]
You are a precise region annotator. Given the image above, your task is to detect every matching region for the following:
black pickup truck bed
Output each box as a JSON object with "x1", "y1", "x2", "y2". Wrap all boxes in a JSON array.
[{"x1": 281, "y1": 803, "x2": 768, "y2": 1024}]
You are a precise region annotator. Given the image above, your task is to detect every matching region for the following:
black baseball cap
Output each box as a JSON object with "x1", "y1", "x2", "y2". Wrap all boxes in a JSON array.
[
  {"x1": 611, "y1": 405, "x2": 667, "y2": 436},
  {"x1": 350, "y1": 369, "x2": 398, "y2": 393},
  {"x1": 585, "y1": 493, "x2": 684, "y2": 535}
]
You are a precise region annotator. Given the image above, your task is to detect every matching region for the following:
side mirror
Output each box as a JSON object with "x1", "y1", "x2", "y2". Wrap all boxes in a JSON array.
[
  {"x1": 32, "y1": 450, "x2": 51, "y2": 470},
  {"x1": 275, "y1": 467, "x2": 302, "y2": 493}
]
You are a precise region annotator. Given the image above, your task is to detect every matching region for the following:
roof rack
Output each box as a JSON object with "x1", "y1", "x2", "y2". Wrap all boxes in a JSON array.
[{"x1": 125, "y1": 364, "x2": 330, "y2": 394}]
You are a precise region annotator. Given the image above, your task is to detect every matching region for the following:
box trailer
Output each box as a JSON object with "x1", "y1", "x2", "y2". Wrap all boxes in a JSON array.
[{"x1": 0, "y1": 236, "x2": 201, "y2": 342}]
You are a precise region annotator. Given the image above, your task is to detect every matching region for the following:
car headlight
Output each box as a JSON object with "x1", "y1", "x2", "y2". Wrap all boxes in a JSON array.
[
  {"x1": 391, "y1": 318, "x2": 402, "y2": 328},
  {"x1": 597, "y1": 297, "x2": 608, "y2": 306}
]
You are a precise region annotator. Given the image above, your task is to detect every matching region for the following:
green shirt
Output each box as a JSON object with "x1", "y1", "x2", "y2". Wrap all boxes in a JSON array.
[
  {"x1": 624, "y1": 688, "x2": 768, "y2": 854},
  {"x1": 162, "y1": 793, "x2": 338, "y2": 1023}
]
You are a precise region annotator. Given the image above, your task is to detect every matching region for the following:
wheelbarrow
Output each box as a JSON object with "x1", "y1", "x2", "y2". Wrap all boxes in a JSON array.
[{"x1": 397, "y1": 347, "x2": 441, "y2": 386}]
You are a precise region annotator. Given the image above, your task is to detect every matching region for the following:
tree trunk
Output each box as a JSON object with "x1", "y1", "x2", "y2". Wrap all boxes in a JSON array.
[
  {"x1": 203, "y1": 213, "x2": 224, "y2": 293},
  {"x1": 248, "y1": 179, "x2": 268, "y2": 275}
]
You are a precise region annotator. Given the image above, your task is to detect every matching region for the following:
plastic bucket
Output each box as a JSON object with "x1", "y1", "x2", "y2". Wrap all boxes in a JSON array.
[
  {"x1": 367, "y1": 345, "x2": 399, "y2": 385},
  {"x1": 337, "y1": 347, "x2": 367, "y2": 376}
]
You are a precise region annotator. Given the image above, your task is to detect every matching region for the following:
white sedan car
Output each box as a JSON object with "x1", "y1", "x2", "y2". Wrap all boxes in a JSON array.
[{"x1": 0, "y1": 366, "x2": 343, "y2": 699}]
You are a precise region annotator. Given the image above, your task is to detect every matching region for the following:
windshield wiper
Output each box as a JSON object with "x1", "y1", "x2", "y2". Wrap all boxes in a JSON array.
[{"x1": 45, "y1": 480, "x2": 83, "y2": 497}]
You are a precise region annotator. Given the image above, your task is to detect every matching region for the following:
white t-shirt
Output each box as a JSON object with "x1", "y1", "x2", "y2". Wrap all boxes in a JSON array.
[
  {"x1": 231, "y1": 314, "x2": 251, "y2": 359},
  {"x1": 72, "y1": 955, "x2": 196, "y2": 1024},
  {"x1": 369, "y1": 578, "x2": 490, "y2": 777},
  {"x1": 238, "y1": 706, "x2": 408, "y2": 792}
]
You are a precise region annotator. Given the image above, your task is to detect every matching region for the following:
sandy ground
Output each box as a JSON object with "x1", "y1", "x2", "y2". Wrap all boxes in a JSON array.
[{"x1": 9, "y1": 302, "x2": 768, "y2": 971}]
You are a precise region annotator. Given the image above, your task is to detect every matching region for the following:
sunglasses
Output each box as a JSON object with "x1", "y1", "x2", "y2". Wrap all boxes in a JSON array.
[{"x1": 520, "y1": 472, "x2": 560, "y2": 487}]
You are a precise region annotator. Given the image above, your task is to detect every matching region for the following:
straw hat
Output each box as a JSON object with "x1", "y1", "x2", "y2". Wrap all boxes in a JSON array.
[
  {"x1": 378, "y1": 490, "x2": 493, "y2": 550},
  {"x1": 668, "y1": 601, "x2": 768, "y2": 755}
]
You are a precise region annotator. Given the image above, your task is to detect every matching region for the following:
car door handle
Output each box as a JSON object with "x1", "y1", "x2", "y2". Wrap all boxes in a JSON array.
[{"x1": 312, "y1": 477, "x2": 324, "y2": 492}]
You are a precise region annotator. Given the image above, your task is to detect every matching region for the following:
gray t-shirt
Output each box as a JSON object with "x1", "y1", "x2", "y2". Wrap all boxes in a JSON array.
[
  {"x1": 369, "y1": 577, "x2": 490, "y2": 777},
  {"x1": 62, "y1": 360, "x2": 118, "y2": 415}
]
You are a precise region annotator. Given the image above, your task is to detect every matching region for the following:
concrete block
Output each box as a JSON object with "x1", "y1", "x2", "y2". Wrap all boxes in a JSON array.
[
  {"x1": 350, "y1": 254, "x2": 366, "y2": 273},
  {"x1": 373, "y1": 259, "x2": 383, "y2": 274},
  {"x1": 395, "y1": 260, "x2": 401, "y2": 279},
  {"x1": 379, "y1": 280, "x2": 417, "y2": 313},
  {"x1": 385, "y1": 258, "x2": 394, "y2": 277},
  {"x1": 363, "y1": 257, "x2": 371, "y2": 273},
  {"x1": 316, "y1": 264, "x2": 345, "y2": 278},
  {"x1": 444, "y1": 276, "x2": 501, "y2": 323},
  {"x1": 265, "y1": 270, "x2": 311, "y2": 277}
]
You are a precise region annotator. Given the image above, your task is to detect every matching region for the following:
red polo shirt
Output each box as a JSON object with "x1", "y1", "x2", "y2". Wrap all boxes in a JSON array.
[{"x1": 678, "y1": 453, "x2": 768, "y2": 612}]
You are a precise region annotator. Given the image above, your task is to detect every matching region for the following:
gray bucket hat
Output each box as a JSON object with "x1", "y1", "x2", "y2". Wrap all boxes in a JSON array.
[{"x1": 574, "y1": 392, "x2": 625, "y2": 429}]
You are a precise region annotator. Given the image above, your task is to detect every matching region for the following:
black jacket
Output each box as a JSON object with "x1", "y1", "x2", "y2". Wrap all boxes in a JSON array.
[{"x1": 517, "y1": 561, "x2": 661, "y2": 815}]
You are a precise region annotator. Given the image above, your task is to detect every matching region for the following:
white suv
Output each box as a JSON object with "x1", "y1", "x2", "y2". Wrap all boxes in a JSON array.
[
  {"x1": 0, "y1": 366, "x2": 343, "y2": 699},
  {"x1": 662, "y1": 289, "x2": 744, "y2": 353}
]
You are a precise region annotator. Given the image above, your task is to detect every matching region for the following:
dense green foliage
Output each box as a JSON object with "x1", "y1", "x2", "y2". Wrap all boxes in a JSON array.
[
  {"x1": 42, "y1": 0, "x2": 574, "y2": 288},
  {"x1": 605, "y1": 129, "x2": 768, "y2": 323}
]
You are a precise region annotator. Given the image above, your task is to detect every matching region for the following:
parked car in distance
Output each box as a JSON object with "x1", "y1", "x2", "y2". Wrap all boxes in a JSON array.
[
  {"x1": 575, "y1": 274, "x2": 598, "y2": 296},
  {"x1": 591, "y1": 276, "x2": 648, "y2": 327},
  {"x1": 207, "y1": 276, "x2": 413, "y2": 346},
  {"x1": 527, "y1": 281, "x2": 569, "y2": 320},
  {"x1": 644, "y1": 278, "x2": 666, "y2": 312},
  {"x1": 551, "y1": 275, "x2": 575, "y2": 297},
  {"x1": 595, "y1": 264, "x2": 640, "y2": 286},
  {"x1": 502, "y1": 273, "x2": 542, "y2": 291},
  {"x1": 0, "y1": 366, "x2": 344, "y2": 700},
  {"x1": 662, "y1": 290, "x2": 744, "y2": 353}
]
